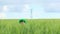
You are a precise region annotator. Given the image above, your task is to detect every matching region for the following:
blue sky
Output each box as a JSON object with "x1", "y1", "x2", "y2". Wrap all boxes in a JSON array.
[{"x1": 0, "y1": 0, "x2": 60, "y2": 19}]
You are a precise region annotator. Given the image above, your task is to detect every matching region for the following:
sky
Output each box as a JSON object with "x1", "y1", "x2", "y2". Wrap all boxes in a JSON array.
[{"x1": 0, "y1": 0, "x2": 60, "y2": 19}]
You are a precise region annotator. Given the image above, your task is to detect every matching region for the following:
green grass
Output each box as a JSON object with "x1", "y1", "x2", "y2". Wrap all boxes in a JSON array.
[{"x1": 0, "y1": 19, "x2": 60, "y2": 34}]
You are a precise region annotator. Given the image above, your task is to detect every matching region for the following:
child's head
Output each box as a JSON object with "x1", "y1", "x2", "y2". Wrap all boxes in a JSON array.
[{"x1": 19, "y1": 19, "x2": 25, "y2": 24}]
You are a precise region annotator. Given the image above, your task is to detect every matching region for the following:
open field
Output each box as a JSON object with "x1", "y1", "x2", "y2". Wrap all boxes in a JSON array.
[{"x1": 0, "y1": 19, "x2": 60, "y2": 34}]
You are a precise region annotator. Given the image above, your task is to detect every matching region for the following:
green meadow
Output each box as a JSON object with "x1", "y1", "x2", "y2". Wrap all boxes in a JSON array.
[{"x1": 0, "y1": 19, "x2": 60, "y2": 34}]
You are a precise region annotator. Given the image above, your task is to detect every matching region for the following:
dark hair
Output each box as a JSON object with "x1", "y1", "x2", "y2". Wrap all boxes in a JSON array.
[{"x1": 19, "y1": 20, "x2": 25, "y2": 23}]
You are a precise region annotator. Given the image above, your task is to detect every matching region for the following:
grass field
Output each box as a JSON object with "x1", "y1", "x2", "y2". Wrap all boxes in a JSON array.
[{"x1": 0, "y1": 19, "x2": 60, "y2": 34}]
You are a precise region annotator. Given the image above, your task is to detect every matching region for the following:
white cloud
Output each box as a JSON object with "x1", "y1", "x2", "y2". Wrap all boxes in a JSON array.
[
  {"x1": 24, "y1": 4, "x2": 30, "y2": 9},
  {"x1": 2, "y1": 5, "x2": 8, "y2": 12},
  {"x1": 0, "y1": 13, "x2": 6, "y2": 19},
  {"x1": 48, "y1": 3, "x2": 60, "y2": 8},
  {"x1": 23, "y1": 4, "x2": 31, "y2": 12}
]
